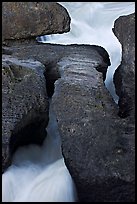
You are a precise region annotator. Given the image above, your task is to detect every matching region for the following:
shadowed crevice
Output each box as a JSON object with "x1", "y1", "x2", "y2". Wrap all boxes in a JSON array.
[{"x1": 44, "y1": 62, "x2": 61, "y2": 98}]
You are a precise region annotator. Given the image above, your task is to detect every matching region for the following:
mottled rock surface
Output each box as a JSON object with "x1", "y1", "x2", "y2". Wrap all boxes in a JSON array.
[
  {"x1": 113, "y1": 13, "x2": 135, "y2": 119},
  {"x1": 2, "y1": 40, "x2": 135, "y2": 202},
  {"x1": 2, "y1": 2, "x2": 70, "y2": 42},
  {"x1": 50, "y1": 45, "x2": 135, "y2": 202},
  {"x1": 2, "y1": 55, "x2": 49, "y2": 172}
]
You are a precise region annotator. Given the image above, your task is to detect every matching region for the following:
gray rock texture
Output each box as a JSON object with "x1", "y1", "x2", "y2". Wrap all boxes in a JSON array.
[
  {"x1": 2, "y1": 1, "x2": 70, "y2": 172},
  {"x1": 51, "y1": 45, "x2": 135, "y2": 202},
  {"x1": 2, "y1": 42, "x2": 135, "y2": 201},
  {"x1": 113, "y1": 13, "x2": 135, "y2": 119},
  {"x1": 2, "y1": 2, "x2": 70, "y2": 42},
  {"x1": 2, "y1": 55, "x2": 49, "y2": 172}
]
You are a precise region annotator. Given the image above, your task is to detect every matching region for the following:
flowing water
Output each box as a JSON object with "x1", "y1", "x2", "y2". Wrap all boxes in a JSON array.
[
  {"x1": 2, "y1": 100, "x2": 77, "y2": 202},
  {"x1": 2, "y1": 2, "x2": 135, "y2": 202},
  {"x1": 38, "y1": 2, "x2": 135, "y2": 103}
]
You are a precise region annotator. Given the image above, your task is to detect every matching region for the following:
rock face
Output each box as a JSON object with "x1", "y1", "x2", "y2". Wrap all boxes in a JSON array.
[
  {"x1": 2, "y1": 55, "x2": 49, "y2": 172},
  {"x1": 51, "y1": 45, "x2": 135, "y2": 202},
  {"x1": 2, "y1": 7, "x2": 135, "y2": 200},
  {"x1": 2, "y1": 2, "x2": 70, "y2": 42},
  {"x1": 2, "y1": 1, "x2": 71, "y2": 173},
  {"x1": 2, "y1": 41, "x2": 135, "y2": 201},
  {"x1": 113, "y1": 13, "x2": 135, "y2": 119}
]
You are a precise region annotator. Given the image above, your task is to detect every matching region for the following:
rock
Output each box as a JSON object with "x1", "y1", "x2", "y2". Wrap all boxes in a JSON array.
[
  {"x1": 113, "y1": 13, "x2": 135, "y2": 119},
  {"x1": 2, "y1": 2, "x2": 70, "y2": 43},
  {"x1": 2, "y1": 43, "x2": 135, "y2": 201},
  {"x1": 2, "y1": 55, "x2": 49, "y2": 172},
  {"x1": 50, "y1": 45, "x2": 135, "y2": 202}
]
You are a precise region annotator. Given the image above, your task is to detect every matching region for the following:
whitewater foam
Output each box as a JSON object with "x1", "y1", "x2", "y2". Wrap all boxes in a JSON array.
[
  {"x1": 38, "y1": 2, "x2": 135, "y2": 102},
  {"x1": 2, "y1": 101, "x2": 77, "y2": 202}
]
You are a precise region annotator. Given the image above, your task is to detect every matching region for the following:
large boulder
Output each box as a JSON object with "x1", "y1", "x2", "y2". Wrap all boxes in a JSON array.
[
  {"x1": 51, "y1": 45, "x2": 135, "y2": 202},
  {"x1": 2, "y1": 2, "x2": 70, "y2": 43},
  {"x1": 113, "y1": 13, "x2": 135, "y2": 119},
  {"x1": 2, "y1": 55, "x2": 49, "y2": 172}
]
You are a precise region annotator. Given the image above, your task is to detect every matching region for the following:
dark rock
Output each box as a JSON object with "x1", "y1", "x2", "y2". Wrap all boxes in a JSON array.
[
  {"x1": 2, "y1": 2, "x2": 70, "y2": 43},
  {"x1": 2, "y1": 46, "x2": 13, "y2": 55},
  {"x1": 50, "y1": 45, "x2": 135, "y2": 202},
  {"x1": 2, "y1": 42, "x2": 135, "y2": 201},
  {"x1": 44, "y1": 62, "x2": 61, "y2": 98},
  {"x1": 2, "y1": 55, "x2": 49, "y2": 172},
  {"x1": 113, "y1": 13, "x2": 135, "y2": 119},
  {"x1": 92, "y1": 45, "x2": 111, "y2": 81}
]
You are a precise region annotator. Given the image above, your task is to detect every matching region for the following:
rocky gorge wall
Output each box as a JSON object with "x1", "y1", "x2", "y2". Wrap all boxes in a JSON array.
[
  {"x1": 51, "y1": 14, "x2": 135, "y2": 201},
  {"x1": 113, "y1": 13, "x2": 135, "y2": 120},
  {"x1": 2, "y1": 1, "x2": 70, "y2": 172},
  {"x1": 2, "y1": 2, "x2": 135, "y2": 202}
]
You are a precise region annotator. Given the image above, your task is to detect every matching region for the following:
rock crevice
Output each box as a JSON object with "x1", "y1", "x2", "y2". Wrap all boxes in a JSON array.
[{"x1": 2, "y1": 2, "x2": 70, "y2": 172}]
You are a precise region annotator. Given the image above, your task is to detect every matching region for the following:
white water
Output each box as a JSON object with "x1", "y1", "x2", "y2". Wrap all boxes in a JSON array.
[
  {"x1": 38, "y1": 2, "x2": 135, "y2": 103},
  {"x1": 2, "y1": 2, "x2": 135, "y2": 202},
  {"x1": 2, "y1": 101, "x2": 77, "y2": 202}
]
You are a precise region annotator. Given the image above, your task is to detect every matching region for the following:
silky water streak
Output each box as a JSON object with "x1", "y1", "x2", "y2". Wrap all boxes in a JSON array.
[{"x1": 2, "y1": 101, "x2": 77, "y2": 202}]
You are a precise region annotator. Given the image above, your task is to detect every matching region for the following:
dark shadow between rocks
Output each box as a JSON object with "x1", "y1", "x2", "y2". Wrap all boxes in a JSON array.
[
  {"x1": 9, "y1": 118, "x2": 48, "y2": 157},
  {"x1": 44, "y1": 62, "x2": 61, "y2": 98}
]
